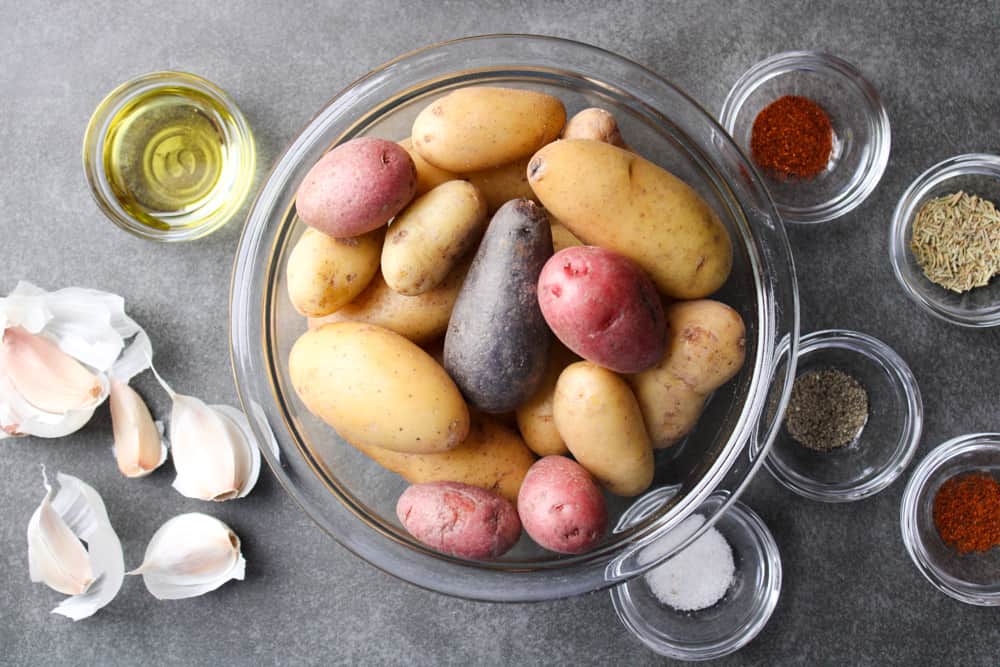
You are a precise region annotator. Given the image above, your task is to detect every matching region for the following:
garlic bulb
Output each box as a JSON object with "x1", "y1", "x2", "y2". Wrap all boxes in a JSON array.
[
  {"x1": 26, "y1": 470, "x2": 125, "y2": 620},
  {"x1": 129, "y1": 513, "x2": 245, "y2": 600},
  {"x1": 0, "y1": 281, "x2": 149, "y2": 439},
  {"x1": 151, "y1": 367, "x2": 260, "y2": 501}
]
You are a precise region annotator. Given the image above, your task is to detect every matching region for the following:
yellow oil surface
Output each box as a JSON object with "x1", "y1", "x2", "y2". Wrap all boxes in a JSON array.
[{"x1": 104, "y1": 88, "x2": 233, "y2": 228}]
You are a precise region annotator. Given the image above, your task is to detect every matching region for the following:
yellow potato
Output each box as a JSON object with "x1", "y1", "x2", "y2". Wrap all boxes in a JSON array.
[
  {"x1": 399, "y1": 137, "x2": 457, "y2": 195},
  {"x1": 561, "y1": 107, "x2": 626, "y2": 148},
  {"x1": 515, "y1": 344, "x2": 577, "y2": 457},
  {"x1": 412, "y1": 87, "x2": 566, "y2": 172},
  {"x1": 347, "y1": 413, "x2": 536, "y2": 505},
  {"x1": 285, "y1": 227, "x2": 382, "y2": 317},
  {"x1": 382, "y1": 180, "x2": 487, "y2": 295},
  {"x1": 553, "y1": 361, "x2": 654, "y2": 497},
  {"x1": 308, "y1": 257, "x2": 471, "y2": 344},
  {"x1": 290, "y1": 322, "x2": 469, "y2": 454},
  {"x1": 627, "y1": 367, "x2": 706, "y2": 449},
  {"x1": 550, "y1": 220, "x2": 584, "y2": 253},
  {"x1": 660, "y1": 300, "x2": 746, "y2": 394},
  {"x1": 462, "y1": 158, "x2": 537, "y2": 213},
  {"x1": 528, "y1": 139, "x2": 733, "y2": 299}
]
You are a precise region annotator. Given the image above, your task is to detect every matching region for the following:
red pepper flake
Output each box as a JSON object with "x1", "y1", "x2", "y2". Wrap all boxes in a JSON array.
[
  {"x1": 750, "y1": 95, "x2": 833, "y2": 180},
  {"x1": 932, "y1": 472, "x2": 1000, "y2": 554}
]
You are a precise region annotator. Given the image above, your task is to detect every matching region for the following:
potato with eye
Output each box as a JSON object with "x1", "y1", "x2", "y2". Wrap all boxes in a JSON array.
[
  {"x1": 553, "y1": 361, "x2": 654, "y2": 497},
  {"x1": 627, "y1": 299, "x2": 747, "y2": 448},
  {"x1": 528, "y1": 139, "x2": 733, "y2": 299},
  {"x1": 286, "y1": 227, "x2": 382, "y2": 317},
  {"x1": 413, "y1": 87, "x2": 566, "y2": 172},
  {"x1": 309, "y1": 256, "x2": 472, "y2": 345},
  {"x1": 290, "y1": 322, "x2": 469, "y2": 455},
  {"x1": 382, "y1": 180, "x2": 487, "y2": 296}
]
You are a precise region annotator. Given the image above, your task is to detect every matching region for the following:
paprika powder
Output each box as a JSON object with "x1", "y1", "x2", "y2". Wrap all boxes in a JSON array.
[
  {"x1": 933, "y1": 472, "x2": 1000, "y2": 554},
  {"x1": 750, "y1": 95, "x2": 833, "y2": 180}
]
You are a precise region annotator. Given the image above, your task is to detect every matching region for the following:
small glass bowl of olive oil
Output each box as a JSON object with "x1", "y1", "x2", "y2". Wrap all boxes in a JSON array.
[{"x1": 83, "y1": 71, "x2": 255, "y2": 241}]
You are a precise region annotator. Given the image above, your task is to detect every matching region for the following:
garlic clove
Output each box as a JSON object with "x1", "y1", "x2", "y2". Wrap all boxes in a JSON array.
[
  {"x1": 110, "y1": 378, "x2": 167, "y2": 478},
  {"x1": 26, "y1": 471, "x2": 125, "y2": 620},
  {"x1": 151, "y1": 366, "x2": 261, "y2": 501},
  {"x1": 27, "y1": 470, "x2": 94, "y2": 595},
  {"x1": 128, "y1": 513, "x2": 246, "y2": 600},
  {"x1": 1, "y1": 326, "x2": 105, "y2": 414}
]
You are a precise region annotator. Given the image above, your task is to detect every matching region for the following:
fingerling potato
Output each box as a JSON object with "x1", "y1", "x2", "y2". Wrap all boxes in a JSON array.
[{"x1": 286, "y1": 227, "x2": 382, "y2": 317}]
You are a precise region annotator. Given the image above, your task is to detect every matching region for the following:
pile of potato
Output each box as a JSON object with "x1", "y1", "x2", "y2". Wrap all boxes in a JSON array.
[{"x1": 286, "y1": 86, "x2": 747, "y2": 560}]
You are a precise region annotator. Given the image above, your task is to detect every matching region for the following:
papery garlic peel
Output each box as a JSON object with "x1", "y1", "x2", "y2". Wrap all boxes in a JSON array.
[{"x1": 2, "y1": 327, "x2": 103, "y2": 414}]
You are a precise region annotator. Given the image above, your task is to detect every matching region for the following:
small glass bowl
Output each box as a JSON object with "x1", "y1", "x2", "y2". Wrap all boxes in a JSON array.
[
  {"x1": 611, "y1": 488, "x2": 781, "y2": 661},
  {"x1": 900, "y1": 433, "x2": 1000, "y2": 606},
  {"x1": 764, "y1": 330, "x2": 923, "y2": 502},
  {"x1": 83, "y1": 71, "x2": 255, "y2": 242},
  {"x1": 719, "y1": 51, "x2": 891, "y2": 225},
  {"x1": 889, "y1": 154, "x2": 1000, "y2": 328}
]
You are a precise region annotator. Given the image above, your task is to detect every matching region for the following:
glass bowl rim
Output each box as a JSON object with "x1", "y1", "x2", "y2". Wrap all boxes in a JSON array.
[
  {"x1": 888, "y1": 152, "x2": 1000, "y2": 328},
  {"x1": 718, "y1": 49, "x2": 891, "y2": 225},
  {"x1": 610, "y1": 495, "x2": 782, "y2": 661},
  {"x1": 764, "y1": 328, "x2": 923, "y2": 502},
  {"x1": 82, "y1": 70, "x2": 255, "y2": 242},
  {"x1": 229, "y1": 33, "x2": 800, "y2": 601},
  {"x1": 899, "y1": 432, "x2": 1000, "y2": 606}
]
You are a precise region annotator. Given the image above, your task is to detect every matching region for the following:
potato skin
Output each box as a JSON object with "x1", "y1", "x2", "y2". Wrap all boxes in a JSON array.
[
  {"x1": 397, "y1": 482, "x2": 521, "y2": 560},
  {"x1": 561, "y1": 108, "x2": 626, "y2": 148},
  {"x1": 289, "y1": 322, "x2": 469, "y2": 454},
  {"x1": 550, "y1": 221, "x2": 583, "y2": 253},
  {"x1": 348, "y1": 413, "x2": 536, "y2": 505},
  {"x1": 515, "y1": 343, "x2": 577, "y2": 457},
  {"x1": 528, "y1": 139, "x2": 733, "y2": 299},
  {"x1": 382, "y1": 180, "x2": 487, "y2": 295},
  {"x1": 517, "y1": 456, "x2": 608, "y2": 554},
  {"x1": 399, "y1": 137, "x2": 457, "y2": 195},
  {"x1": 295, "y1": 137, "x2": 416, "y2": 238},
  {"x1": 444, "y1": 199, "x2": 554, "y2": 413},
  {"x1": 286, "y1": 227, "x2": 382, "y2": 317},
  {"x1": 553, "y1": 362, "x2": 654, "y2": 497},
  {"x1": 627, "y1": 369, "x2": 706, "y2": 449},
  {"x1": 461, "y1": 158, "x2": 537, "y2": 214},
  {"x1": 627, "y1": 300, "x2": 746, "y2": 448},
  {"x1": 538, "y1": 246, "x2": 667, "y2": 373},
  {"x1": 413, "y1": 87, "x2": 566, "y2": 172},
  {"x1": 308, "y1": 257, "x2": 471, "y2": 344},
  {"x1": 659, "y1": 300, "x2": 747, "y2": 394}
]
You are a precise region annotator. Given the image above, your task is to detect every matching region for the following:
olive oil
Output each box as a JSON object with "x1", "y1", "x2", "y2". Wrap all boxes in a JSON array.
[{"x1": 85, "y1": 72, "x2": 255, "y2": 241}]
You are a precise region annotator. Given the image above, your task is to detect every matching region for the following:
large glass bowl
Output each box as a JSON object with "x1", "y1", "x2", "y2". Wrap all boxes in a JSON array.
[{"x1": 230, "y1": 35, "x2": 799, "y2": 602}]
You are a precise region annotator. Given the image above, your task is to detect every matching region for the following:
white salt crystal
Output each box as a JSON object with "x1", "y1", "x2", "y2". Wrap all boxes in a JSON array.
[{"x1": 642, "y1": 513, "x2": 735, "y2": 612}]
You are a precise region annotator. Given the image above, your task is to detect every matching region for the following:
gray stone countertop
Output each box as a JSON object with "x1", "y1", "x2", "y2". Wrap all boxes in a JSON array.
[{"x1": 2, "y1": 1, "x2": 999, "y2": 664}]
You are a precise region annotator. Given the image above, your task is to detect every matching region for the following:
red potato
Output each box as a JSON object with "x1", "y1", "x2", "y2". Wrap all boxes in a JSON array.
[
  {"x1": 537, "y1": 246, "x2": 666, "y2": 373},
  {"x1": 517, "y1": 456, "x2": 608, "y2": 554},
  {"x1": 295, "y1": 137, "x2": 416, "y2": 238},
  {"x1": 396, "y1": 482, "x2": 521, "y2": 560}
]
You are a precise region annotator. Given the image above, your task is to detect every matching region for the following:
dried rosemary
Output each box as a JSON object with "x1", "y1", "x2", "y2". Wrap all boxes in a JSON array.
[
  {"x1": 785, "y1": 369, "x2": 869, "y2": 452},
  {"x1": 910, "y1": 191, "x2": 1000, "y2": 293}
]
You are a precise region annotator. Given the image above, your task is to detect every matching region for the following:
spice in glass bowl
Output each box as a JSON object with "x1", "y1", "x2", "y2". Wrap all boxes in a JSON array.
[
  {"x1": 644, "y1": 514, "x2": 735, "y2": 612},
  {"x1": 910, "y1": 191, "x2": 1000, "y2": 293},
  {"x1": 750, "y1": 95, "x2": 833, "y2": 180},
  {"x1": 933, "y1": 472, "x2": 1000, "y2": 554},
  {"x1": 785, "y1": 369, "x2": 869, "y2": 452}
]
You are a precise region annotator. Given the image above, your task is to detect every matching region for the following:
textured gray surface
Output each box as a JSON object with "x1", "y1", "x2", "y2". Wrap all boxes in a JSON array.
[{"x1": 2, "y1": 0, "x2": 999, "y2": 665}]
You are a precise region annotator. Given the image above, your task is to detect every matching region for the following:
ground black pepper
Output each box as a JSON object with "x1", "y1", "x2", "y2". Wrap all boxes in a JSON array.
[{"x1": 785, "y1": 369, "x2": 868, "y2": 451}]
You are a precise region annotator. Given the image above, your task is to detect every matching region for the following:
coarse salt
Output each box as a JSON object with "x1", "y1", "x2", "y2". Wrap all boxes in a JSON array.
[{"x1": 642, "y1": 514, "x2": 735, "y2": 612}]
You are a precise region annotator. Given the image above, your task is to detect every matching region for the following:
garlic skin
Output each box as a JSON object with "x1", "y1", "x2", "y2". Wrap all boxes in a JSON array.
[
  {"x1": 129, "y1": 513, "x2": 246, "y2": 600},
  {"x1": 0, "y1": 281, "x2": 149, "y2": 440},
  {"x1": 151, "y1": 367, "x2": 260, "y2": 501},
  {"x1": 110, "y1": 379, "x2": 167, "y2": 478},
  {"x1": 26, "y1": 470, "x2": 125, "y2": 620}
]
